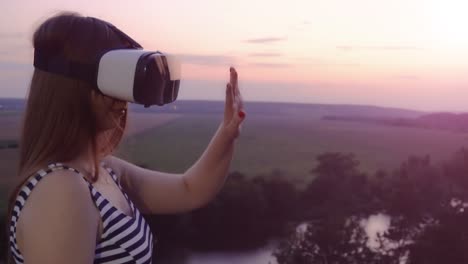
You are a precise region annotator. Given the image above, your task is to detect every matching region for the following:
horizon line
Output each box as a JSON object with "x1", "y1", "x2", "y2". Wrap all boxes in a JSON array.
[{"x1": 1, "y1": 97, "x2": 464, "y2": 113}]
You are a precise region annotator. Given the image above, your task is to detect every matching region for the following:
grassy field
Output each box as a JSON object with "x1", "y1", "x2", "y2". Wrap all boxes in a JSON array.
[
  {"x1": 117, "y1": 113, "x2": 468, "y2": 186},
  {"x1": 2, "y1": 107, "x2": 468, "y2": 211},
  {"x1": 0, "y1": 112, "x2": 22, "y2": 140}
]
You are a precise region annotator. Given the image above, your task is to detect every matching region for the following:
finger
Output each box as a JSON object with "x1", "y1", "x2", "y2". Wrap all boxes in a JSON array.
[
  {"x1": 230, "y1": 67, "x2": 238, "y2": 88},
  {"x1": 230, "y1": 67, "x2": 238, "y2": 103},
  {"x1": 230, "y1": 67, "x2": 243, "y2": 109},
  {"x1": 236, "y1": 89, "x2": 244, "y2": 110},
  {"x1": 231, "y1": 102, "x2": 242, "y2": 126},
  {"x1": 225, "y1": 83, "x2": 234, "y2": 120}
]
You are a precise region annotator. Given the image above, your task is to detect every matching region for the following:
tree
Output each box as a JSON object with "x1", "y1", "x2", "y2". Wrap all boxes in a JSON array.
[{"x1": 275, "y1": 152, "x2": 466, "y2": 264}]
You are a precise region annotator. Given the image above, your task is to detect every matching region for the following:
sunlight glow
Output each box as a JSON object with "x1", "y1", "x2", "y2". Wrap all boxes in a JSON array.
[
  {"x1": 427, "y1": 0, "x2": 468, "y2": 46},
  {"x1": 1, "y1": 0, "x2": 468, "y2": 110}
]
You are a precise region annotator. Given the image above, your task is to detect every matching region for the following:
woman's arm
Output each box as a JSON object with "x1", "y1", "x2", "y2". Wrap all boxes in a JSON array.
[
  {"x1": 106, "y1": 124, "x2": 235, "y2": 214},
  {"x1": 106, "y1": 67, "x2": 245, "y2": 214}
]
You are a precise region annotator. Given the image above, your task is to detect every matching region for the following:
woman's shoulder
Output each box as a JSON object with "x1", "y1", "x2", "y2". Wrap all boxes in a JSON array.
[
  {"x1": 21, "y1": 166, "x2": 93, "y2": 202},
  {"x1": 17, "y1": 165, "x2": 92, "y2": 205},
  {"x1": 16, "y1": 167, "x2": 99, "y2": 228},
  {"x1": 15, "y1": 168, "x2": 99, "y2": 262}
]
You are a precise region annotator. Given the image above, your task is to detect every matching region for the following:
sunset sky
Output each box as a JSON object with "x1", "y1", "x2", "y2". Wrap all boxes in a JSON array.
[{"x1": 1, "y1": 0, "x2": 468, "y2": 111}]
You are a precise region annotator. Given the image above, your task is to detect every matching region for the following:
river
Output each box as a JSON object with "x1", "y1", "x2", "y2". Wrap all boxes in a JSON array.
[{"x1": 160, "y1": 242, "x2": 278, "y2": 264}]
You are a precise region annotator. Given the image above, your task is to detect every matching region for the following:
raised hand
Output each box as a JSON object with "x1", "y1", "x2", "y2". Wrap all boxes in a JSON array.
[{"x1": 223, "y1": 67, "x2": 245, "y2": 140}]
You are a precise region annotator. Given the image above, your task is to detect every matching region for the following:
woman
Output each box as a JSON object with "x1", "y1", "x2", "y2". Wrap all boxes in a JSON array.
[{"x1": 6, "y1": 12, "x2": 245, "y2": 263}]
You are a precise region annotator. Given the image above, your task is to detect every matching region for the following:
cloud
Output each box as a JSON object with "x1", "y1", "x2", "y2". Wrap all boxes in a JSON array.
[
  {"x1": 392, "y1": 75, "x2": 420, "y2": 80},
  {"x1": 249, "y1": 62, "x2": 291, "y2": 68},
  {"x1": 244, "y1": 37, "x2": 287, "y2": 44},
  {"x1": 0, "y1": 32, "x2": 25, "y2": 39},
  {"x1": 289, "y1": 19, "x2": 312, "y2": 31},
  {"x1": 0, "y1": 33, "x2": 31, "y2": 60},
  {"x1": 293, "y1": 57, "x2": 361, "y2": 67},
  {"x1": 177, "y1": 54, "x2": 236, "y2": 66},
  {"x1": 0, "y1": 49, "x2": 31, "y2": 62},
  {"x1": 336, "y1": 63, "x2": 361, "y2": 67},
  {"x1": 0, "y1": 61, "x2": 32, "y2": 71},
  {"x1": 337, "y1": 45, "x2": 423, "y2": 51},
  {"x1": 248, "y1": 52, "x2": 282, "y2": 57}
]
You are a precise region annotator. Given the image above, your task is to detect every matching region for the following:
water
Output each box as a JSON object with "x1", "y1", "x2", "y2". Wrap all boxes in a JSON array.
[
  {"x1": 176, "y1": 216, "x2": 392, "y2": 264},
  {"x1": 183, "y1": 242, "x2": 278, "y2": 264}
]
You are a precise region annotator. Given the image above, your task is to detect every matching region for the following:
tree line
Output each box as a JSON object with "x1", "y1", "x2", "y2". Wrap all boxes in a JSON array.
[
  {"x1": 145, "y1": 149, "x2": 468, "y2": 263},
  {"x1": 1, "y1": 148, "x2": 468, "y2": 263}
]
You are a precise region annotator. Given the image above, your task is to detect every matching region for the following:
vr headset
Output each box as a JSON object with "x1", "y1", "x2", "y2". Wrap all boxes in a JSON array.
[{"x1": 33, "y1": 20, "x2": 181, "y2": 107}]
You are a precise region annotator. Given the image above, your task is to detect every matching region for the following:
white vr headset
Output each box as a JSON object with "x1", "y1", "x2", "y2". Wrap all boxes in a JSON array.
[{"x1": 33, "y1": 20, "x2": 181, "y2": 107}]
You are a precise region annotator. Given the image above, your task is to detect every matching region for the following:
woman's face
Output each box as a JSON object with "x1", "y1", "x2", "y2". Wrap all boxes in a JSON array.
[{"x1": 91, "y1": 90, "x2": 128, "y2": 131}]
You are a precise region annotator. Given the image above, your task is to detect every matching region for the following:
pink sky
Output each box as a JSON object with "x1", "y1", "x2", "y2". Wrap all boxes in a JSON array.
[{"x1": 1, "y1": 0, "x2": 468, "y2": 111}]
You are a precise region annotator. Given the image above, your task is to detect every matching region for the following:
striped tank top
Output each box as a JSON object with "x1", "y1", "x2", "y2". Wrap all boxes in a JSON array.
[{"x1": 9, "y1": 162, "x2": 155, "y2": 263}]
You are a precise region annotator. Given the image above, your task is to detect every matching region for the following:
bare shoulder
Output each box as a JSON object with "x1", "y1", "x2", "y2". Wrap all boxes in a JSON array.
[
  {"x1": 17, "y1": 169, "x2": 98, "y2": 263},
  {"x1": 19, "y1": 168, "x2": 96, "y2": 223}
]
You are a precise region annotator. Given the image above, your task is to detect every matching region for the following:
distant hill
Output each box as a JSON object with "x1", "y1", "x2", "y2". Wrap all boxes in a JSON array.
[
  {"x1": 323, "y1": 112, "x2": 468, "y2": 132},
  {"x1": 0, "y1": 98, "x2": 25, "y2": 111},
  {"x1": 0, "y1": 98, "x2": 424, "y2": 119}
]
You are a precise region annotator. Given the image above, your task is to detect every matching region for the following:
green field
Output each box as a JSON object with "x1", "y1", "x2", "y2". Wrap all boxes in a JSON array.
[
  {"x1": 2, "y1": 105, "x2": 468, "y2": 212},
  {"x1": 117, "y1": 113, "x2": 468, "y2": 186}
]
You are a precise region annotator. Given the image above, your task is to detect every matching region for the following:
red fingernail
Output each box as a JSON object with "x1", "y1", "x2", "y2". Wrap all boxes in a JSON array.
[{"x1": 238, "y1": 111, "x2": 246, "y2": 119}]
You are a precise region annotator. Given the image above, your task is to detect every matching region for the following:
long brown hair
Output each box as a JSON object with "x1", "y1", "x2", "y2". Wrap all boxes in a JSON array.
[{"x1": 6, "y1": 11, "x2": 134, "y2": 263}]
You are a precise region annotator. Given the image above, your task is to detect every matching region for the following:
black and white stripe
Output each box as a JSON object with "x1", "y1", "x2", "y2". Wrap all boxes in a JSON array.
[{"x1": 9, "y1": 162, "x2": 154, "y2": 264}]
